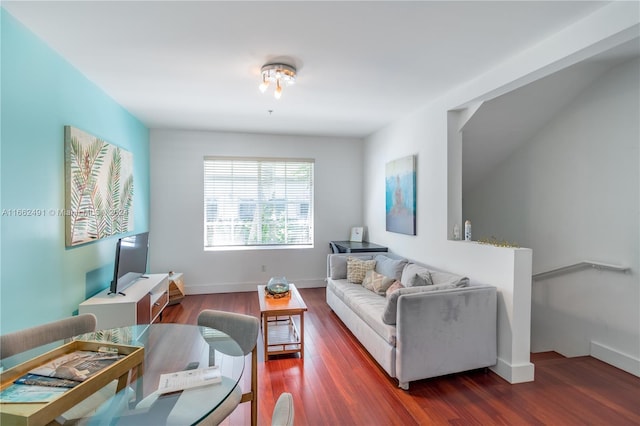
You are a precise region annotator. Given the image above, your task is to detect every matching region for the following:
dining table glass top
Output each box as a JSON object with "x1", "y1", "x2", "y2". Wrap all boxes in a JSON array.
[{"x1": 1, "y1": 323, "x2": 245, "y2": 425}]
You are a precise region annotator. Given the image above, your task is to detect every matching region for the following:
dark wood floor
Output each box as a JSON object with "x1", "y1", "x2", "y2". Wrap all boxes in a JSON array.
[{"x1": 161, "y1": 288, "x2": 640, "y2": 426}]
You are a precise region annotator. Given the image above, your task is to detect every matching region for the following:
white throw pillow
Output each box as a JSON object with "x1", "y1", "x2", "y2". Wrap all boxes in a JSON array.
[{"x1": 346, "y1": 257, "x2": 376, "y2": 284}]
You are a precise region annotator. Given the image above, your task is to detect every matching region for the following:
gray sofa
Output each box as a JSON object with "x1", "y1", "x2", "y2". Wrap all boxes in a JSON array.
[{"x1": 326, "y1": 252, "x2": 497, "y2": 389}]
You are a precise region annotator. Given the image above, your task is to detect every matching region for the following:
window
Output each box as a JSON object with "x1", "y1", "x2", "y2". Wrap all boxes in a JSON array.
[{"x1": 204, "y1": 157, "x2": 314, "y2": 249}]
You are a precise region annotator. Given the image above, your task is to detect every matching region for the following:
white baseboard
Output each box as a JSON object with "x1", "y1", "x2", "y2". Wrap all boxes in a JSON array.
[
  {"x1": 590, "y1": 341, "x2": 640, "y2": 377},
  {"x1": 186, "y1": 278, "x2": 326, "y2": 295},
  {"x1": 490, "y1": 357, "x2": 535, "y2": 383}
]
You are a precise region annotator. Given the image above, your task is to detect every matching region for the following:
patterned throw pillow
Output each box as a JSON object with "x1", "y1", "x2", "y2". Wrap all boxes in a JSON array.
[
  {"x1": 386, "y1": 280, "x2": 404, "y2": 297},
  {"x1": 362, "y1": 270, "x2": 396, "y2": 295},
  {"x1": 346, "y1": 257, "x2": 377, "y2": 284}
]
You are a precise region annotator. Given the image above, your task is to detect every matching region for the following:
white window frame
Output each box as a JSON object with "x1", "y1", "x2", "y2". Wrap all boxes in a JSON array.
[{"x1": 203, "y1": 156, "x2": 314, "y2": 251}]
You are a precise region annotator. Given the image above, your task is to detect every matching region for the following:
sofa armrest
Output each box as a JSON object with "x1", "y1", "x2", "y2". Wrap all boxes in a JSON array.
[{"x1": 395, "y1": 285, "x2": 497, "y2": 385}]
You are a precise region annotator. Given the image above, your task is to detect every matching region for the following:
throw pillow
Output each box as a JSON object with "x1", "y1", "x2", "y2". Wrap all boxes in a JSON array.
[
  {"x1": 374, "y1": 255, "x2": 408, "y2": 280},
  {"x1": 400, "y1": 263, "x2": 430, "y2": 287},
  {"x1": 329, "y1": 255, "x2": 373, "y2": 279},
  {"x1": 385, "y1": 280, "x2": 404, "y2": 298},
  {"x1": 362, "y1": 270, "x2": 396, "y2": 295},
  {"x1": 346, "y1": 257, "x2": 376, "y2": 284},
  {"x1": 409, "y1": 271, "x2": 433, "y2": 287}
]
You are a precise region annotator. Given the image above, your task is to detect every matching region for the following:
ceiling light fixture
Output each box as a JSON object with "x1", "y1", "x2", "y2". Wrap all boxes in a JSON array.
[{"x1": 259, "y1": 63, "x2": 296, "y2": 99}]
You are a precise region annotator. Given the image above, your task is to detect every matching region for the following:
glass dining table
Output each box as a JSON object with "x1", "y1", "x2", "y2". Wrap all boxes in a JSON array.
[{"x1": 1, "y1": 323, "x2": 245, "y2": 425}]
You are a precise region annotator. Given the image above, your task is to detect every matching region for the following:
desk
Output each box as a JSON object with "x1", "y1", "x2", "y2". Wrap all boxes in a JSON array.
[
  {"x1": 1, "y1": 324, "x2": 244, "y2": 425},
  {"x1": 330, "y1": 240, "x2": 388, "y2": 253}
]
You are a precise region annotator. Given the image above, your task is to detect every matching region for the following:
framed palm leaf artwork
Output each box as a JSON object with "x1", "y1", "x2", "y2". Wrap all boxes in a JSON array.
[{"x1": 64, "y1": 126, "x2": 134, "y2": 247}]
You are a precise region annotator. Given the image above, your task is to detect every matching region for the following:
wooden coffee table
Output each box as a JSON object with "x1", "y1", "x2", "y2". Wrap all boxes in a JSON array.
[{"x1": 257, "y1": 283, "x2": 308, "y2": 360}]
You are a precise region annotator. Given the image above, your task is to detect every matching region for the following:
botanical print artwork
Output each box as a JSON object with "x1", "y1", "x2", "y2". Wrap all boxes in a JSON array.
[
  {"x1": 65, "y1": 126, "x2": 134, "y2": 247},
  {"x1": 385, "y1": 155, "x2": 416, "y2": 235}
]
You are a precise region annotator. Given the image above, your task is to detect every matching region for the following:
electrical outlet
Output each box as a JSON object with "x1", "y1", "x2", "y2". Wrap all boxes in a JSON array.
[{"x1": 261, "y1": 265, "x2": 266, "y2": 272}]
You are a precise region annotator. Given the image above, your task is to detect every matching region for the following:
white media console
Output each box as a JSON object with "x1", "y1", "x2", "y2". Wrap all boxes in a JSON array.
[{"x1": 79, "y1": 273, "x2": 169, "y2": 329}]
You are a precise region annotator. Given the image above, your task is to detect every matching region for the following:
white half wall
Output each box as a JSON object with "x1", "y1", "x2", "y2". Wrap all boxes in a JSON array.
[
  {"x1": 464, "y1": 58, "x2": 640, "y2": 376},
  {"x1": 362, "y1": 2, "x2": 638, "y2": 383},
  {"x1": 149, "y1": 129, "x2": 363, "y2": 293}
]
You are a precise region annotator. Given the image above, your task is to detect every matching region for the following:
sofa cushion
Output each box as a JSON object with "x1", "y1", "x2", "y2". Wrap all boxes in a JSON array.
[
  {"x1": 347, "y1": 257, "x2": 377, "y2": 284},
  {"x1": 381, "y1": 282, "x2": 469, "y2": 325},
  {"x1": 429, "y1": 270, "x2": 470, "y2": 287},
  {"x1": 330, "y1": 255, "x2": 373, "y2": 280},
  {"x1": 328, "y1": 278, "x2": 397, "y2": 345},
  {"x1": 326, "y1": 277, "x2": 347, "y2": 299},
  {"x1": 374, "y1": 255, "x2": 408, "y2": 281},
  {"x1": 362, "y1": 270, "x2": 395, "y2": 295}
]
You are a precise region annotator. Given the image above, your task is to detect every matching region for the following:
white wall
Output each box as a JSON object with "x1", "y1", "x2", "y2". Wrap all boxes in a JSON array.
[
  {"x1": 362, "y1": 2, "x2": 639, "y2": 383},
  {"x1": 364, "y1": 100, "x2": 535, "y2": 384},
  {"x1": 464, "y1": 58, "x2": 640, "y2": 376},
  {"x1": 150, "y1": 129, "x2": 363, "y2": 293}
]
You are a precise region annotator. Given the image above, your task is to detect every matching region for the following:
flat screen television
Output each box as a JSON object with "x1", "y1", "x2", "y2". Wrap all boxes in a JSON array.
[{"x1": 109, "y1": 232, "x2": 149, "y2": 295}]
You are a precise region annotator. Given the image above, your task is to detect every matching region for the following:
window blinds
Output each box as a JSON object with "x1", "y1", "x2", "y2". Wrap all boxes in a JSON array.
[{"x1": 204, "y1": 157, "x2": 314, "y2": 248}]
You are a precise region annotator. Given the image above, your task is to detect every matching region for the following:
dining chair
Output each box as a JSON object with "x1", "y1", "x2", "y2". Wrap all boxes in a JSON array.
[
  {"x1": 197, "y1": 309, "x2": 260, "y2": 426},
  {"x1": 0, "y1": 313, "x2": 97, "y2": 359},
  {"x1": 271, "y1": 392, "x2": 294, "y2": 426},
  {"x1": 0, "y1": 313, "x2": 121, "y2": 424}
]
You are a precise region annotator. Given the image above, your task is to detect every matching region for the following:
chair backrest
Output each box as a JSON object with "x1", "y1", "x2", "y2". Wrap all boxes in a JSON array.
[
  {"x1": 272, "y1": 392, "x2": 294, "y2": 426},
  {"x1": 197, "y1": 309, "x2": 260, "y2": 426},
  {"x1": 1, "y1": 313, "x2": 97, "y2": 360},
  {"x1": 197, "y1": 310, "x2": 259, "y2": 356}
]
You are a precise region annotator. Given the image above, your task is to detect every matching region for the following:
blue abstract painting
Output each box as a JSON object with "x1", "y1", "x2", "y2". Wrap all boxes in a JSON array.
[{"x1": 385, "y1": 155, "x2": 416, "y2": 235}]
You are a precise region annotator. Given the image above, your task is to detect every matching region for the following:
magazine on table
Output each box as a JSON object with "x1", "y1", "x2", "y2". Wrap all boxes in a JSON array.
[
  {"x1": 14, "y1": 373, "x2": 79, "y2": 388},
  {"x1": 157, "y1": 366, "x2": 222, "y2": 394},
  {"x1": 28, "y1": 350, "x2": 125, "y2": 382},
  {"x1": 0, "y1": 384, "x2": 68, "y2": 403}
]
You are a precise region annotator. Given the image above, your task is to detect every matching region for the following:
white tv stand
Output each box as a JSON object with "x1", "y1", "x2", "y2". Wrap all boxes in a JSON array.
[{"x1": 79, "y1": 273, "x2": 169, "y2": 329}]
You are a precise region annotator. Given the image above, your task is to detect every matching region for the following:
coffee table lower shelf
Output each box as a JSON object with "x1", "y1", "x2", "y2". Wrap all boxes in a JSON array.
[{"x1": 264, "y1": 316, "x2": 303, "y2": 357}]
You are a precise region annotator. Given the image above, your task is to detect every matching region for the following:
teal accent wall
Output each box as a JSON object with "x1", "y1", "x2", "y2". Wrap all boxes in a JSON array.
[{"x1": 0, "y1": 9, "x2": 150, "y2": 334}]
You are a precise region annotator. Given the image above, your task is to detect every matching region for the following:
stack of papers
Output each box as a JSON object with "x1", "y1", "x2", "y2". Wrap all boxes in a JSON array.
[{"x1": 157, "y1": 366, "x2": 222, "y2": 394}]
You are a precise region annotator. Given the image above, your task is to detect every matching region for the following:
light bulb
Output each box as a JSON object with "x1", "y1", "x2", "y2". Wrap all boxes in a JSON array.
[
  {"x1": 274, "y1": 79, "x2": 282, "y2": 99},
  {"x1": 258, "y1": 74, "x2": 269, "y2": 93}
]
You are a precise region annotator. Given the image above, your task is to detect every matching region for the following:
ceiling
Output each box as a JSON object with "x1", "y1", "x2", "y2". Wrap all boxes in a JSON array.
[{"x1": 2, "y1": 0, "x2": 611, "y2": 138}]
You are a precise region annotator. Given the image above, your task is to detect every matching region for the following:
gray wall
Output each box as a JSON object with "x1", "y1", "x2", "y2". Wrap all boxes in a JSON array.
[
  {"x1": 463, "y1": 58, "x2": 639, "y2": 374},
  {"x1": 149, "y1": 129, "x2": 363, "y2": 292}
]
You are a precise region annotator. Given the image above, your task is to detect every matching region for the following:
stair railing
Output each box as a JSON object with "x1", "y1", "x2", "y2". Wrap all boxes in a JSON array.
[{"x1": 532, "y1": 261, "x2": 630, "y2": 281}]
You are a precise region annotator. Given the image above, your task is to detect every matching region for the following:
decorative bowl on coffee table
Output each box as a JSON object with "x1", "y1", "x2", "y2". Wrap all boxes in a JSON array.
[{"x1": 265, "y1": 276, "x2": 290, "y2": 298}]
